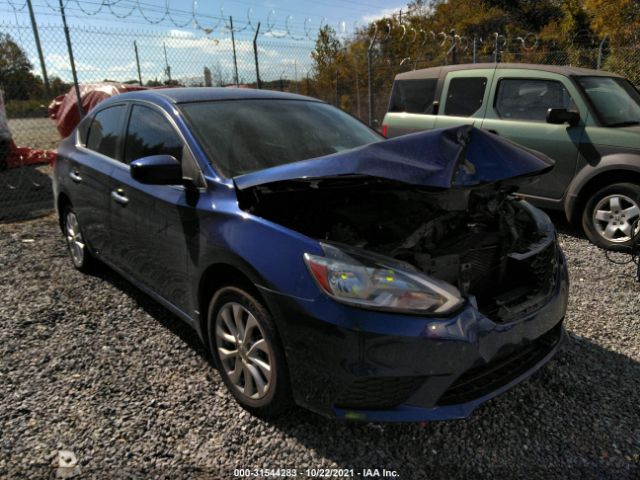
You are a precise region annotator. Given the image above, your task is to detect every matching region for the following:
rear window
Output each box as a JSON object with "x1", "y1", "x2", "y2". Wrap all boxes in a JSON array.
[
  {"x1": 388, "y1": 79, "x2": 438, "y2": 114},
  {"x1": 444, "y1": 77, "x2": 488, "y2": 117},
  {"x1": 86, "y1": 105, "x2": 127, "y2": 159}
]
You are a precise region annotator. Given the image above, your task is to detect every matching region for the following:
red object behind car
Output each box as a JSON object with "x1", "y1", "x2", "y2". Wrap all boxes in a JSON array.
[{"x1": 48, "y1": 82, "x2": 148, "y2": 138}]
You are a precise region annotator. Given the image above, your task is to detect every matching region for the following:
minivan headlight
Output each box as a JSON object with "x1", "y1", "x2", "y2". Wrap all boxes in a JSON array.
[{"x1": 303, "y1": 243, "x2": 463, "y2": 314}]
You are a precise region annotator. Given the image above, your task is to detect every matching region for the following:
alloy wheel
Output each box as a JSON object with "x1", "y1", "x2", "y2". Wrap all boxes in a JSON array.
[
  {"x1": 215, "y1": 302, "x2": 273, "y2": 400},
  {"x1": 65, "y1": 211, "x2": 85, "y2": 267},
  {"x1": 592, "y1": 194, "x2": 640, "y2": 243}
]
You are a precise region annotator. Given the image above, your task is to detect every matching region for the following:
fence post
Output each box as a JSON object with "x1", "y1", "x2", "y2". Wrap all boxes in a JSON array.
[
  {"x1": 450, "y1": 29, "x2": 458, "y2": 64},
  {"x1": 26, "y1": 0, "x2": 49, "y2": 96},
  {"x1": 253, "y1": 22, "x2": 262, "y2": 89},
  {"x1": 163, "y1": 42, "x2": 172, "y2": 83},
  {"x1": 597, "y1": 34, "x2": 609, "y2": 70},
  {"x1": 493, "y1": 32, "x2": 500, "y2": 63},
  {"x1": 134, "y1": 40, "x2": 143, "y2": 86},
  {"x1": 354, "y1": 58, "x2": 361, "y2": 119},
  {"x1": 230, "y1": 16, "x2": 239, "y2": 86},
  {"x1": 367, "y1": 48, "x2": 373, "y2": 125},
  {"x1": 472, "y1": 35, "x2": 477, "y2": 63},
  {"x1": 58, "y1": 0, "x2": 83, "y2": 117}
]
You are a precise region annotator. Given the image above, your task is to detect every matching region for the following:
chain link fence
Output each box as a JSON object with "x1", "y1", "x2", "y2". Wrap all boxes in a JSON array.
[{"x1": 1, "y1": 3, "x2": 639, "y2": 222}]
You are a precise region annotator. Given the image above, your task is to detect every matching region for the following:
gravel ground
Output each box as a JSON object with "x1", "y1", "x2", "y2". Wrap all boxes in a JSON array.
[
  {"x1": 8, "y1": 118, "x2": 61, "y2": 152},
  {"x1": 1, "y1": 214, "x2": 639, "y2": 479}
]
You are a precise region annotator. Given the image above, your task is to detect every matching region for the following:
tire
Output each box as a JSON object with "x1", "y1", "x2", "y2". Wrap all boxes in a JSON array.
[
  {"x1": 207, "y1": 285, "x2": 292, "y2": 418},
  {"x1": 581, "y1": 182, "x2": 640, "y2": 251},
  {"x1": 62, "y1": 204, "x2": 96, "y2": 272}
]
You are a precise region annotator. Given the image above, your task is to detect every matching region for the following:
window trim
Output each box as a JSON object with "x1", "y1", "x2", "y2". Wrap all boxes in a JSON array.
[{"x1": 492, "y1": 77, "x2": 580, "y2": 123}]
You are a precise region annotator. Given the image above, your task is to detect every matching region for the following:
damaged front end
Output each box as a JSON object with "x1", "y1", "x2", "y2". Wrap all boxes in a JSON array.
[{"x1": 235, "y1": 125, "x2": 559, "y2": 323}]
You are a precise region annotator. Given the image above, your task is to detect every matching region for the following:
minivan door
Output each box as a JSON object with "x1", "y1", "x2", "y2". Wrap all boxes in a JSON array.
[
  {"x1": 434, "y1": 68, "x2": 496, "y2": 129},
  {"x1": 481, "y1": 71, "x2": 586, "y2": 200}
]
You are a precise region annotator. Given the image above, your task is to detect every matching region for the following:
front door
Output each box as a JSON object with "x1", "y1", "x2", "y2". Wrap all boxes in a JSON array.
[
  {"x1": 108, "y1": 103, "x2": 196, "y2": 312},
  {"x1": 481, "y1": 72, "x2": 586, "y2": 200}
]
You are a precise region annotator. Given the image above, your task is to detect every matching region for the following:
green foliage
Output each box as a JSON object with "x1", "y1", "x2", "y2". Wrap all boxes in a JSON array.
[
  {"x1": 0, "y1": 33, "x2": 41, "y2": 101},
  {"x1": 5, "y1": 99, "x2": 48, "y2": 118}
]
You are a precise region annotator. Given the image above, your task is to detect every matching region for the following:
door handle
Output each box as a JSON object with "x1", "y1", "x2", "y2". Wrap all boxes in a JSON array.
[
  {"x1": 487, "y1": 129, "x2": 499, "y2": 135},
  {"x1": 111, "y1": 188, "x2": 129, "y2": 206},
  {"x1": 69, "y1": 171, "x2": 83, "y2": 183}
]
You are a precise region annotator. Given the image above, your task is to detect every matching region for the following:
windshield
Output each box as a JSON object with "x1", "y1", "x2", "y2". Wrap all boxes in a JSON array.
[
  {"x1": 577, "y1": 76, "x2": 640, "y2": 127},
  {"x1": 180, "y1": 99, "x2": 382, "y2": 177}
]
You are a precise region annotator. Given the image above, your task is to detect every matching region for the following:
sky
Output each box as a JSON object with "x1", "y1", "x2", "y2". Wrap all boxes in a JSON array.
[{"x1": 1, "y1": 0, "x2": 405, "y2": 84}]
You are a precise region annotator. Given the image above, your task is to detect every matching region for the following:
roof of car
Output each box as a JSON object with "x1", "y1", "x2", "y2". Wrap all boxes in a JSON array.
[
  {"x1": 117, "y1": 87, "x2": 318, "y2": 104},
  {"x1": 394, "y1": 63, "x2": 624, "y2": 80}
]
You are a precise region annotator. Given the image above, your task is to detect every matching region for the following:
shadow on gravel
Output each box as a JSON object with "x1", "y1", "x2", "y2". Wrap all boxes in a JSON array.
[
  {"x1": 87, "y1": 265, "x2": 210, "y2": 361},
  {"x1": 0, "y1": 165, "x2": 53, "y2": 222},
  {"x1": 546, "y1": 210, "x2": 585, "y2": 239}
]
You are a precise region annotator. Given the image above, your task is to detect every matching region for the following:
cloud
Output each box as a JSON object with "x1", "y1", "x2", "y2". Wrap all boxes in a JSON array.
[{"x1": 361, "y1": 6, "x2": 405, "y2": 24}]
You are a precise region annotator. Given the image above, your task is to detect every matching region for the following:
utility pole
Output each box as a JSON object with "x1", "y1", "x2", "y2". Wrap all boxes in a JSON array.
[
  {"x1": 27, "y1": 0, "x2": 49, "y2": 96},
  {"x1": 134, "y1": 40, "x2": 143, "y2": 86},
  {"x1": 230, "y1": 16, "x2": 239, "y2": 86},
  {"x1": 253, "y1": 22, "x2": 262, "y2": 88},
  {"x1": 59, "y1": 0, "x2": 83, "y2": 116}
]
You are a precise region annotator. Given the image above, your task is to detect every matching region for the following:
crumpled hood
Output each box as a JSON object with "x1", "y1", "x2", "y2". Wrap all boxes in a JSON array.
[{"x1": 233, "y1": 125, "x2": 554, "y2": 190}]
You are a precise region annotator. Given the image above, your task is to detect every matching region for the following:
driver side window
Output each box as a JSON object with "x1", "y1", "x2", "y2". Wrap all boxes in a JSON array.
[{"x1": 124, "y1": 105, "x2": 183, "y2": 165}]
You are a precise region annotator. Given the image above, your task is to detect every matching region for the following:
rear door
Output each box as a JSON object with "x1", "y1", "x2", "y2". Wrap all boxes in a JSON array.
[
  {"x1": 434, "y1": 69, "x2": 496, "y2": 129},
  {"x1": 72, "y1": 104, "x2": 127, "y2": 258},
  {"x1": 481, "y1": 71, "x2": 586, "y2": 200},
  {"x1": 108, "y1": 102, "x2": 196, "y2": 312}
]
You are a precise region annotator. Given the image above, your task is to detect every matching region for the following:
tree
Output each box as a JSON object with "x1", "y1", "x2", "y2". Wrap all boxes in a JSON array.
[
  {"x1": 311, "y1": 26, "x2": 345, "y2": 103},
  {"x1": 0, "y1": 33, "x2": 41, "y2": 101}
]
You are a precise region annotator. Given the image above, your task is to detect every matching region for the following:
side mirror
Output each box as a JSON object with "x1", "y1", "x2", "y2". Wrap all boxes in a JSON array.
[
  {"x1": 130, "y1": 155, "x2": 182, "y2": 185},
  {"x1": 546, "y1": 108, "x2": 580, "y2": 126},
  {"x1": 431, "y1": 100, "x2": 440, "y2": 115}
]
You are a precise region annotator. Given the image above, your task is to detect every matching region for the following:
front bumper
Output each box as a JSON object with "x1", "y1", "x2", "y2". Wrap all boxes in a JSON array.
[{"x1": 259, "y1": 250, "x2": 569, "y2": 422}]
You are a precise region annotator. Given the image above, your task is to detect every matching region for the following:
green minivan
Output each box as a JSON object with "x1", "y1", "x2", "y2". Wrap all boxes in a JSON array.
[{"x1": 382, "y1": 63, "x2": 640, "y2": 250}]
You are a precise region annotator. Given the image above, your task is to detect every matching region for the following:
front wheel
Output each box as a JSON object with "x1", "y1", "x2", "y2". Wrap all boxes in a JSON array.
[
  {"x1": 207, "y1": 285, "x2": 292, "y2": 418},
  {"x1": 581, "y1": 182, "x2": 640, "y2": 251}
]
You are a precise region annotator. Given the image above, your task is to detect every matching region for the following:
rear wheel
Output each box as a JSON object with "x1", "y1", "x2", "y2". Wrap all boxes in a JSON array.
[
  {"x1": 62, "y1": 205, "x2": 96, "y2": 272},
  {"x1": 207, "y1": 285, "x2": 292, "y2": 417},
  {"x1": 582, "y1": 183, "x2": 640, "y2": 251}
]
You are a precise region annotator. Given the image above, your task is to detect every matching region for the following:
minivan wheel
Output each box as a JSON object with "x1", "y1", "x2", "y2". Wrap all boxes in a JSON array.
[
  {"x1": 582, "y1": 183, "x2": 640, "y2": 251},
  {"x1": 63, "y1": 206, "x2": 95, "y2": 272},
  {"x1": 207, "y1": 286, "x2": 292, "y2": 417}
]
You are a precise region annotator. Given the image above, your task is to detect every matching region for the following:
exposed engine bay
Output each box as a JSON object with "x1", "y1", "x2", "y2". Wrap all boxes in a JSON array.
[{"x1": 238, "y1": 176, "x2": 559, "y2": 322}]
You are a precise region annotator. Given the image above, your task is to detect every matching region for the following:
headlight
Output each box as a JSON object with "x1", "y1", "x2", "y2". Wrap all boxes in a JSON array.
[{"x1": 303, "y1": 243, "x2": 463, "y2": 314}]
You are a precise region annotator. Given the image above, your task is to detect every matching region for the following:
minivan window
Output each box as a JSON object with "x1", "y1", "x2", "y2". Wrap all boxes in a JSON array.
[
  {"x1": 389, "y1": 79, "x2": 438, "y2": 114},
  {"x1": 181, "y1": 100, "x2": 382, "y2": 177},
  {"x1": 124, "y1": 105, "x2": 183, "y2": 164},
  {"x1": 495, "y1": 79, "x2": 575, "y2": 121},
  {"x1": 86, "y1": 105, "x2": 127, "y2": 159},
  {"x1": 577, "y1": 76, "x2": 640, "y2": 127},
  {"x1": 444, "y1": 77, "x2": 487, "y2": 117}
]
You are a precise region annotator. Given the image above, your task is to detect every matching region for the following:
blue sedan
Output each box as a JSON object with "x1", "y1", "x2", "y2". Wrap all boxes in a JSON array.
[{"x1": 53, "y1": 88, "x2": 568, "y2": 421}]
